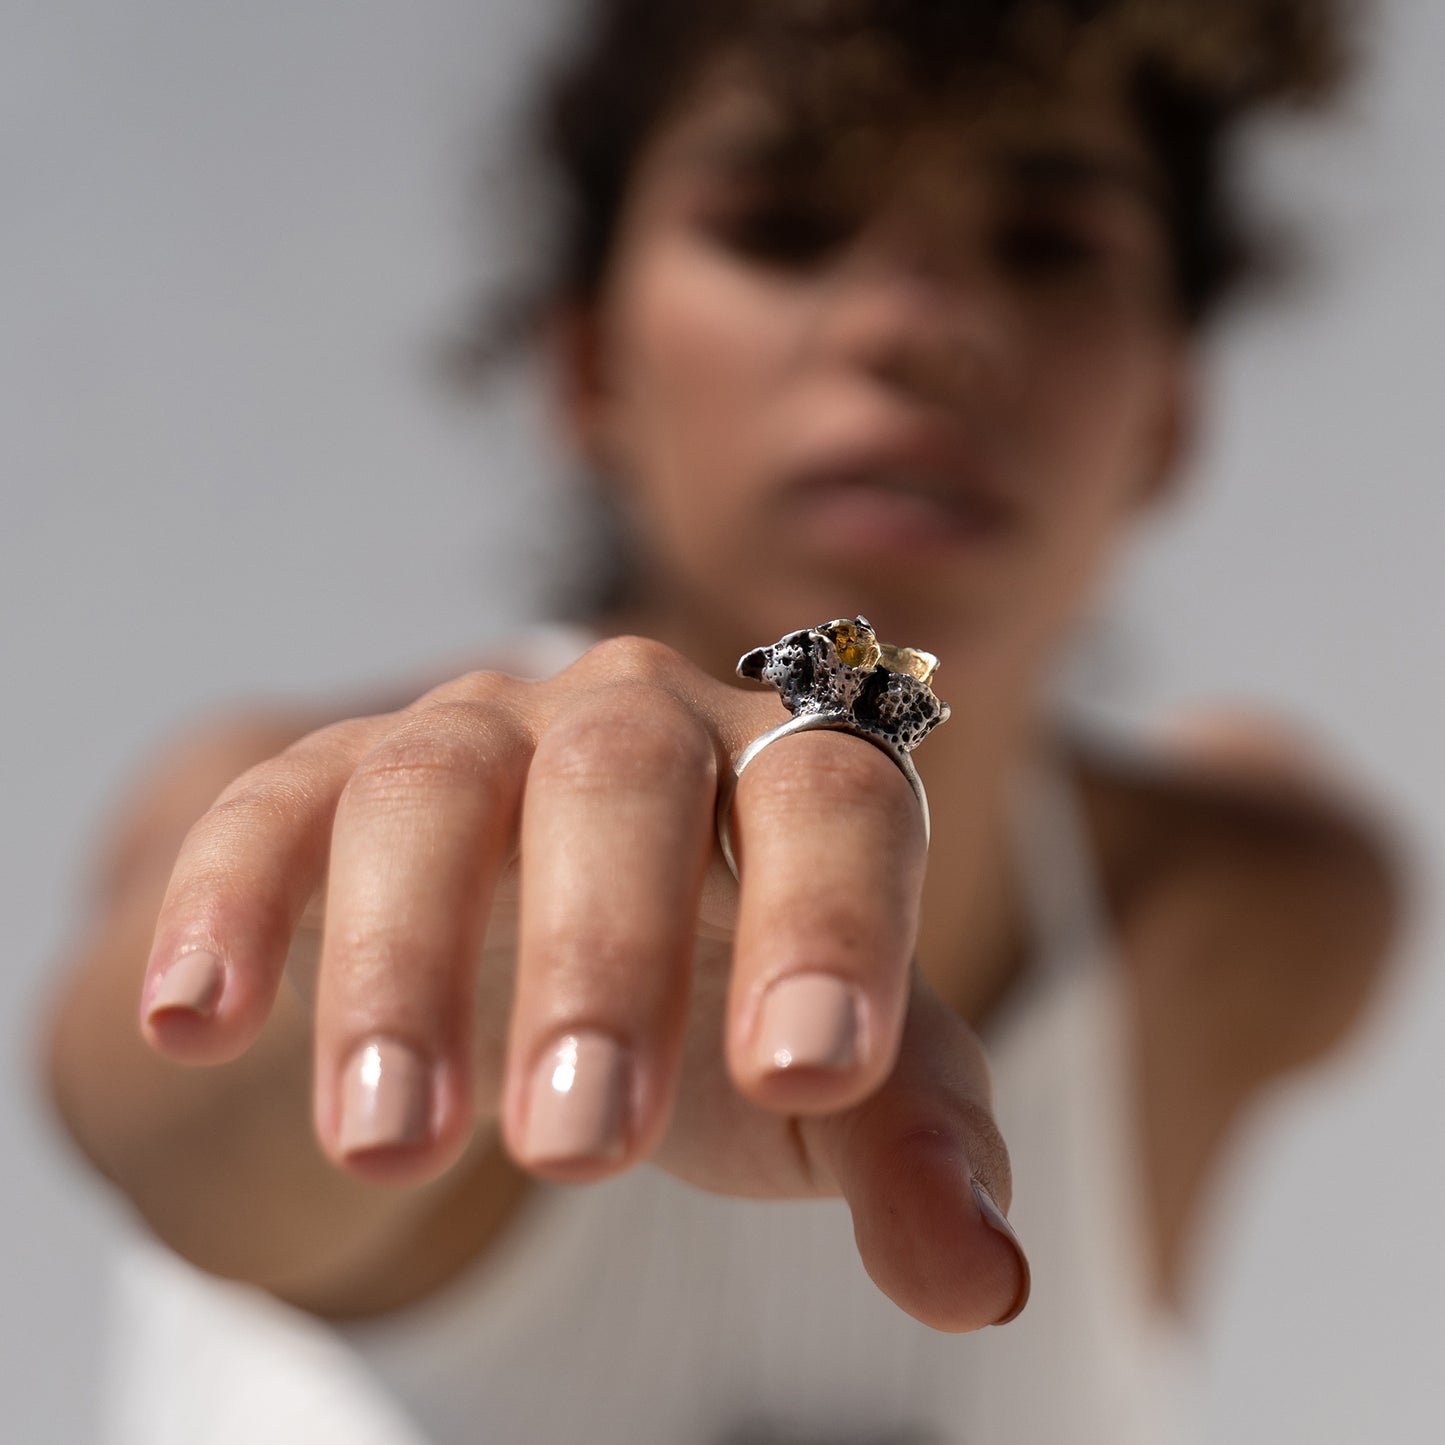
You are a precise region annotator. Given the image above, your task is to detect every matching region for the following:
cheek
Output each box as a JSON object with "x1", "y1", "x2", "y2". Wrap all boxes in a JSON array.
[
  {"x1": 1018, "y1": 303, "x2": 1170, "y2": 518},
  {"x1": 606, "y1": 240, "x2": 803, "y2": 531},
  {"x1": 606, "y1": 242, "x2": 803, "y2": 491}
]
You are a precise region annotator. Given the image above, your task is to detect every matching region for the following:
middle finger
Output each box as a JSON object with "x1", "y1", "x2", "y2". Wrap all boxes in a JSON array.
[
  {"x1": 314, "y1": 687, "x2": 531, "y2": 1182},
  {"x1": 502, "y1": 683, "x2": 718, "y2": 1179}
]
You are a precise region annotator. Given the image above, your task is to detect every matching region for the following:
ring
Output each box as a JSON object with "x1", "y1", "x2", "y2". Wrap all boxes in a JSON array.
[{"x1": 718, "y1": 616, "x2": 951, "y2": 880}]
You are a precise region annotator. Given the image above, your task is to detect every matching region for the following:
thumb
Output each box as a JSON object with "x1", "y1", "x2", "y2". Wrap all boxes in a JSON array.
[{"x1": 803, "y1": 971, "x2": 1030, "y2": 1332}]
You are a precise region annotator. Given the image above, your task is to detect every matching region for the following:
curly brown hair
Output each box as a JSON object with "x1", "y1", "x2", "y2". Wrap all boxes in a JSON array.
[{"x1": 441, "y1": 0, "x2": 1365, "y2": 386}]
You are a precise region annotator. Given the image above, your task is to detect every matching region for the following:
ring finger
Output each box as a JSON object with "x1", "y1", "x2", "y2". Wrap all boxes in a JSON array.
[{"x1": 313, "y1": 693, "x2": 531, "y2": 1183}]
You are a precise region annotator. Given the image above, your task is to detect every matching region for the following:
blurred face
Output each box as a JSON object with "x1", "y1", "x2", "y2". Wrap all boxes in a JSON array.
[{"x1": 552, "y1": 52, "x2": 1195, "y2": 678}]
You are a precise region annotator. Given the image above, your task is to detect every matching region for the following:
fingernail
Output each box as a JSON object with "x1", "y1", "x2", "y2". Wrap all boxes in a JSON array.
[
  {"x1": 521, "y1": 1032, "x2": 629, "y2": 1165},
  {"x1": 146, "y1": 950, "x2": 225, "y2": 1020},
  {"x1": 971, "y1": 1178, "x2": 1032, "y2": 1325},
  {"x1": 753, "y1": 973, "x2": 861, "y2": 1074},
  {"x1": 338, "y1": 1039, "x2": 433, "y2": 1158}
]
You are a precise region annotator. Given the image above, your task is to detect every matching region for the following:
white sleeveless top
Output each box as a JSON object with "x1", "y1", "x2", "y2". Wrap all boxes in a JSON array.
[{"x1": 99, "y1": 706, "x2": 1206, "y2": 1445}]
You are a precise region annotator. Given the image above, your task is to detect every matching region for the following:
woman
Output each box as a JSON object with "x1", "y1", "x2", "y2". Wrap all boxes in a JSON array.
[{"x1": 43, "y1": 1, "x2": 1403, "y2": 1441}]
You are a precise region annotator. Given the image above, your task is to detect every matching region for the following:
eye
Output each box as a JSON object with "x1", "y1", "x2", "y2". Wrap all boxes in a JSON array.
[
  {"x1": 992, "y1": 221, "x2": 1109, "y2": 279},
  {"x1": 701, "y1": 195, "x2": 852, "y2": 269}
]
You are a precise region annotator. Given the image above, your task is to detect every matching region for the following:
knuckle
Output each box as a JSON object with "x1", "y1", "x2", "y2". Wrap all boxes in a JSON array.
[
  {"x1": 533, "y1": 690, "x2": 714, "y2": 797},
  {"x1": 344, "y1": 727, "x2": 490, "y2": 808},
  {"x1": 400, "y1": 694, "x2": 531, "y2": 769},
  {"x1": 282, "y1": 713, "x2": 385, "y2": 761},
  {"x1": 402, "y1": 696, "x2": 506, "y2": 744},
  {"x1": 575, "y1": 633, "x2": 684, "y2": 684},
  {"x1": 157, "y1": 762, "x2": 325, "y2": 922},
  {"x1": 417, "y1": 668, "x2": 519, "y2": 710},
  {"x1": 346, "y1": 694, "x2": 529, "y2": 804},
  {"x1": 206, "y1": 760, "x2": 323, "y2": 834}
]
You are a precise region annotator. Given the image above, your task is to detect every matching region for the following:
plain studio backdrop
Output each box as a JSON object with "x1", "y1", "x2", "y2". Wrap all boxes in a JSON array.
[{"x1": 3, "y1": 2, "x2": 1440, "y2": 1440}]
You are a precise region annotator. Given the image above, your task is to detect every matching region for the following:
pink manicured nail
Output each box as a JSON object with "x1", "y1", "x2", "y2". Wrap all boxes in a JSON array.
[
  {"x1": 338, "y1": 1039, "x2": 433, "y2": 1158},
  {"x1": 147, "y1": 950, "x2": 225, "y2": 1020},
  {"x1": 971, "y1": 1178, "x2": 1032, "y2": 1325},
  {"x1": 753, "y1": 973, "x2": 861, "y2": 1074},
  {"x1": 521, "y1": 1032, "x2": 629, "y2": 1165}
]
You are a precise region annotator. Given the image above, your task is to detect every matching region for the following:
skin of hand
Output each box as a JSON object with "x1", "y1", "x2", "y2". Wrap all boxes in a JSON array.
[{"x1": 139, "y1": 636, "x2": 1029, "y2": 1332}]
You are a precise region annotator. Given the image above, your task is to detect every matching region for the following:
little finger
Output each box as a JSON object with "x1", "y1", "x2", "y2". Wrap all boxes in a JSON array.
[{"x1": 140, "y1": 716, "x2": 388, "y2": 1062}]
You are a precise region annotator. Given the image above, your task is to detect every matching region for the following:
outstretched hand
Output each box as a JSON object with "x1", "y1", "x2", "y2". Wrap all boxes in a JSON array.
[{"x1": 140, "y1": 635, "x2": 1028, "y2": 1330}]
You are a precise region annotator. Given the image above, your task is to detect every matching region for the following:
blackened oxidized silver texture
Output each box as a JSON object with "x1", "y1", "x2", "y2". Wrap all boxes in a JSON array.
[
  {"x1": 719, "y1": 617, "x2": 949, "y2": 879},
  {"x1": 735, "y1": 615, "x2": 950, "y2": 752}
]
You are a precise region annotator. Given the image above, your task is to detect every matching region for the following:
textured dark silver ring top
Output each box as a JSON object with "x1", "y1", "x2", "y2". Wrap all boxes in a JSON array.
[{"x1": 718, "y1": 616, "x2": 951, "y2": 880}]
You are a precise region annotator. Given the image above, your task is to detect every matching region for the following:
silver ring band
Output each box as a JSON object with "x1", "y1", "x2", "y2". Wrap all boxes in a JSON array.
[{"x1": 716, "y1": 712, "x2": 930, "y2": 882}]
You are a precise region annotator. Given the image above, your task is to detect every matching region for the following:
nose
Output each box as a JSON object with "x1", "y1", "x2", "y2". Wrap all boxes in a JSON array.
[{"x1": 809, "y1": 197, "x2": 1016, "y2": 412}]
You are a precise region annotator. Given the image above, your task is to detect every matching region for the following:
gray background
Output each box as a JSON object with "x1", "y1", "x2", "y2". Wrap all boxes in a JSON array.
[{"x1": 4, "y1": 1, "x2": 1441, "y2": 1439}]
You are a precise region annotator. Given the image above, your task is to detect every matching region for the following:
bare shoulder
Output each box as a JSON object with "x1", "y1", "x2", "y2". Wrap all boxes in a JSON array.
[{"x1": 1074, "y1": 705, "x2": 1411, "y2": 1090}]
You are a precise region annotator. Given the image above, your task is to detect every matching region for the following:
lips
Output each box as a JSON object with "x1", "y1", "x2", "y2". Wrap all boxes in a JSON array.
[{"x1": 777, "y1": 431, "x2": 1018, "y2": 553}]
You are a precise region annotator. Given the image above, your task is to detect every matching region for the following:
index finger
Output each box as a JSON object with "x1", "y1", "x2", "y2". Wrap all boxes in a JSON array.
[{"x1": 725, "y1": 726, "x2": 928, "y2": 1113}]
